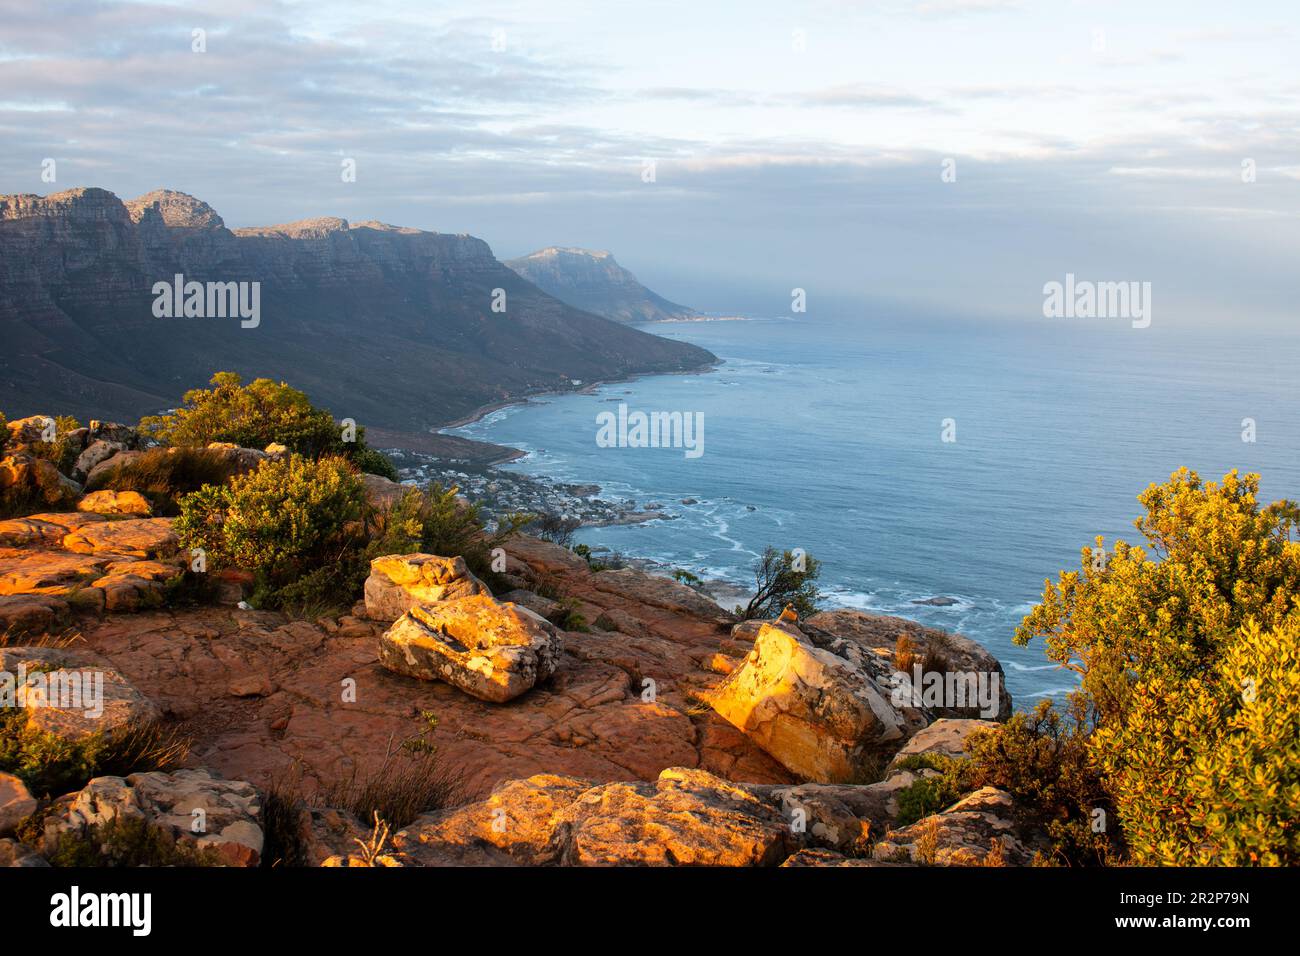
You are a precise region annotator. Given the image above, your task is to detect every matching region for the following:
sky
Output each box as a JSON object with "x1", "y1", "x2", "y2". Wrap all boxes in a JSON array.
[{"x1": 1, "y1": 0, "x2": 1297, "y2": 324}]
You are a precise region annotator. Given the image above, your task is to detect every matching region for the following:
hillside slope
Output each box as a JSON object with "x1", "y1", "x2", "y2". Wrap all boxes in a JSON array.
[
  {"x1": 0, "y1": 189, "x2": 715, "y2": 434},
  {"x1": 506, "y1": 247, "x2": 697, "y2": 324}
]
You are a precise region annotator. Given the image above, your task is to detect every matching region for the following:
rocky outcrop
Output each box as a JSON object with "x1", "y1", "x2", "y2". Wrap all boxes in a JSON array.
[
  {"x1": 0, "y1": 453, "x2": 79, "y2": 509},
  {"x1": 378, "y1": 595, "x2": 562, "y2": 703},
  {"x1": 709, "y1": 620, "x2": 928, "y2": 783},
  {"x1": 505, "y1": 247, "x2": 698, "y2": 324},
  {"x1": 0, "y1": 188, "x2": 716, "y2": 432},
  {"x1": 39, "y1": 769, "x2": 264, "y2": 866},
  {"x1": 873, "y1": 786, "x2": 1048, "y2": 866},
  {"x1": 363, "y1": 553, "x2": 489, "y2": 623},
  {"x1": 0, "y1": 772, "x2": 37, "y2": 837},
  {"x1": 76, "y1": 489, "x2": 151, "y2": 516},
  {"x1": 0, "y1": 645, "x2": 161, "y2": 741}
]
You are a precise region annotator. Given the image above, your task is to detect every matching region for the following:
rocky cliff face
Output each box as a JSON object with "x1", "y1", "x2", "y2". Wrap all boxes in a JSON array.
[
  {"x1": 0, "y1": 189, "x2": 715, "y2": 432},
  {"x1": 506, "y1": 247, "x2": 698, "y2": 324}
]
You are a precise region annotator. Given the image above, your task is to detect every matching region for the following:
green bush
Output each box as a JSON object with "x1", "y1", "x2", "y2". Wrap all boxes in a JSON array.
[
  {"x1": 84, "y1": 446, "x2": 241, "y2": 514},
  {"x1": 140, "y1": 371, "x2": 396, "y2": 478},
  {"x1": 175, "y1": 454, "x2": 367, "y2": 609},
  {"x1": 26, "y1": 415, "x2": 82, "y2": 474},
  {"x1": 1014, "y1": 469, "x2": 1300, "y2": 866},
  {"x1": 0, "y1": 709, "x2": 190, "y2": 800},
  {"x1": 45, "y1": 815, "x2": 225, "y2": 867}
]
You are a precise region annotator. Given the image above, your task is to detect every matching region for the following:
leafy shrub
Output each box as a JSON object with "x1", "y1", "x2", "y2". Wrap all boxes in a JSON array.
[
  {"x1": 45, "y1": 814, "x2": 225, "y2": 867},
  {"x1": 84, "y1": 446, "x2": 241, "y2": 514},
  {"x1": 369, "y1": 483, "x2": 529, "y2": 586},
  {"x1": 175, "y1": 454, "x2": 367, "y2": 609},
  {"x1": 27, "y1": 415, "x2": 82, "y2": 474},
  {"x1": 0, "y1": 711, "x2": 190, "y2": 799},
  {"x1": 963, "y1": 699, "x2": 1119, "y2": 866},
  {"x1": 738, "y1": 546, "x2": 822, "y2": 620},
  {"x1": 1014, "y1": 469, "x2": 1300, "y2": 866},
  {"x1": 140, "y1": 371, "x2": 396, "y2": 477},
  {"x1": 1093, "y1": 617, "x2": 1300, "y2": 865}
]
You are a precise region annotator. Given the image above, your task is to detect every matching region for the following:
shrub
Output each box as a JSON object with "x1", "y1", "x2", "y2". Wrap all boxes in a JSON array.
[
  {"x1": 1014, "y1": 469, "x2": 1300, "y2": 865},
  {"x1": 84, "y1": 446, "x2": 241, "y2": 514},
  {"x1": 964, "y1": 699, "x2": 1120, "y2": 866},
  {"x1": 0, "y1": 711, "x2": 191, "y2": 800},
  {"x1": 174, "y1": 454, "x2": 367, "y2": 609},
  {"x1": 139, "y1": 371, "x2": 396, "y2": 477},
  {"x1": 27, "y1": 415, "x2": 82, "y2": 474},
  {"x1": 45, "y1": 814, "x2": 225, "y2": 867},
  {"x1": 369, "y1": 483, "x2": 530, "y2": 586},
  {"x1": 1093, "y1": 617, "x2": 1300, "y2": 865},
  {"x1": 738, "y1": 546, "x2": 822, "y2": 620}
]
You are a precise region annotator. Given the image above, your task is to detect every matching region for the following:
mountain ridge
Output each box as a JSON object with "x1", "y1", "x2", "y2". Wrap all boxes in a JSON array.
[
  {"x1": 506, "y1": 246, "x2": 698, "y2": 324},
  {"x1": 0, "y1": 188, "x2": 716, "y2": 439}
]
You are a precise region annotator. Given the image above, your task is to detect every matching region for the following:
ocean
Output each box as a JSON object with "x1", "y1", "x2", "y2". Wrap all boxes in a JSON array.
[{"x1": 448, "y1": 312, "x2": 1300, "y2": 707}]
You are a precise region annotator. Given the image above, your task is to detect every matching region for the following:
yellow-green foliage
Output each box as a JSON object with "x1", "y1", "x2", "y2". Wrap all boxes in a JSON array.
[
  {"x1": 140, "y1": 371, "x2": 397, "y2": 479},
  {"x1": 1094, "y1": 618, "x2": 1300, "y2": 865},
  {"x1": 1017, "y1": 469, "x2": 1300, "y2": 865},
  {"x1": 175, "y1": 454, "x2": 366, "y2": 604}
]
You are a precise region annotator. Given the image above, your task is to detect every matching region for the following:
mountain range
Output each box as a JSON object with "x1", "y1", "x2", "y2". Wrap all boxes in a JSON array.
[
  {"x1": 506, "y1": 247, "x2": 698, "y2": 324},
  {"x1": 0, "y1": 188, "x2": 715, "y2": 447}
]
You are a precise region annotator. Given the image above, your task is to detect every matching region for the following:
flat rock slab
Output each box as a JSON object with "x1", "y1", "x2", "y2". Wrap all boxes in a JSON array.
[
  {"x1": 62, "y1": 517, "x2": 178, "y2": 558},
  {"x1": 0, "y1": 645, "x2": 161, "y2": 742}
]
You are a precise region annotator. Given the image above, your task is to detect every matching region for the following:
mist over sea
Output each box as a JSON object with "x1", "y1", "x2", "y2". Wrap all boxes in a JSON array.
[{"x1": 449, "y1": 313, "x2": 1300, "y2": 706}]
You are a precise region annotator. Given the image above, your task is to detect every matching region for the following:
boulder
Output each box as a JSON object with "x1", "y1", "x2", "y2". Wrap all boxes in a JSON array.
[
  {"x1": 590, "y1": 567, "x2": 734, "y2": 623},
  {"x1": 363, "y1": 553, "x2": 489, "y2": 622},
  {"x1": 83, "y1": 450, "x2": 142, "y2": 486},
  {"x1": 77, "y1": 489, "x2": 152, "y2": 516},
  {"x1": 359, "y1": 473, "x2": 408, "y2": 510},
  {"x1": 885, "y1": 717, "x2": 999, "y2": 772},
  {"x1": 872, "y1": 786, "x2": 1047, "y2": 866},
  {"x1": 0, "y1": 453, "x2": 79, "y2": 509},
  {"x1": 710, "y1": 621, "x2": 928, "y2": 783},
  {"x1": 72, "y1": 439, "x2": 127, "y2": 483},
  {"x1": 5, "y1": 415, "x2": 55, "y2": 446},
  {"x1": 378, "y1": 594, "x2": 562, "y2": 703},
  {"x1": 806, "y1": 609, "x2": 1013, "y2": 720},
  {"x1": 40, "y1": 769, "x2": 264, "y2": 867},
  {"x1": 0, "y1": 772, "x2": 37, "y2": 837},
  {"x1": 0, "y1": 838, "x2": 48, "y2": 867},
  {"x1": 0, "y1": 645, "x2": 161, "y2": 741},
  {"x1": 205, "y1": 442, "x2": 267, "y2": 472}
]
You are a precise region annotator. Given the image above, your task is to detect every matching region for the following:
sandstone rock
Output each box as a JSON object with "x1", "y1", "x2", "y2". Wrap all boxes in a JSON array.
[
  {"x1": 205, "y1": 442, "x2": 268, "y2": 472},
  {"x1": 0, "y1": 453, "x2": 79, "y2": 509},
  {"x1": 227, "y1": 674, "x2": 275, "y2": 697},
  {"x1": 359, "y1": 473, "x2": 407, "y2": 510},
  {"x1": 497, "y1": 588, "x2": 563, "y2": 624},
  {"x1": 0, "y1": 772, "x2": 37, "y2": 837},
  {"x1": 0, "y1": 593, "x2": 69, "y2": 633},
  {"x1": 62, "y1": 517, "x2": 178, "y2": 558},
  {"x1": 0, "y1": 837, "x2": 48, "y2": 867},
  {"x1": 77, "y1": 489, "x2": 151, "y2": 516},
  {"x1": 378, "y1": 594, "x2": 562, "y2": 702},
  {"x1": 0, "y1": 511, "x2": 105, "y2": 547},
  {"x1": 72, "y1": 439, "x2": 127, "y2": 482},
  {"x1": 710, "y1": 621, "x2": 926, "y2": 783},
  {"x1": 363, "y1": 553, "x2": 489, "y2": 622},
  {"x1": 886, "y1": 718, "x2": 999, "y2": 772},
  {"x1": 6, "y1": 415, "x2": 56, "y2": 446},
  {"x1": 806, "y1": 609, "x2": 1013, "y2": 720},
  {"x1": 590, "y1": 567, "x2": 733, "y2": 623},
  {"x1": 873, "y1": 786, "x2": 1047, "y2": 866},
  {"x1": 0, "y1": 645, "x2": 161, "y2": 742},
  {"x1": 40, "y1": 769, "x2": 264, "y2": 866},
  {"x1": 84, "y1": 450, "x2": 142, "y2": 486}
]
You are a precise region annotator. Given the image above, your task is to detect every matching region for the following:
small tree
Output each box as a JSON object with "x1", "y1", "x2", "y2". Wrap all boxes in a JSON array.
[{"x1": 739, "y1": 546, "x2": 821, "y2": 620}]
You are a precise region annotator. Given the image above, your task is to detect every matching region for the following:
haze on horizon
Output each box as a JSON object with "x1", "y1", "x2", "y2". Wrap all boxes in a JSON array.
[{"x1": 1, "y1": 0, "x2": 1297, "y2": 327}]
